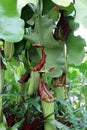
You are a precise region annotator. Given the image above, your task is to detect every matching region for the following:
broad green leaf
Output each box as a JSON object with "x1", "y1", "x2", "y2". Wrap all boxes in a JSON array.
[
  {"x1": 61, "y1": 3, "x2": 75, "y2": 16},
  {"x1": 75, "y1": 0, "x2": 87, "y2": 28},
  {"x1": 69, "y1": 61, "x2": 87, "y2": 76},
  {"x1": 43, "y1": 0, "x2": 55, "y2": 15},
  {"x1": 66, "y1": 17, "x2": 86, "y2": 65},
  {"x1": 78, "y1": 61, "x2": 87, "y2": 74},
  {"x1": 28, "y1": 45, "x2": 41, "y2": 63},
  {"x1": 28, "y1": 15, "x2": 60, "y2": 48},
  {"x1": 48, "y1": 8, "x2": 59, "y2": 21},
  {"x1": 51, "y1": 0, "x2": 71, "y2": 7},
  {"x1": 0, "y1": 0, "x2": 24, "y2": 42},
  {"x1": 45, "y1": 44, "x2": 65, "y2": 77},
  {"x1": 67, "y1": 69, "x2": 79, "y2": 80},
  {"x1": 68, "y1": 18, "x2": 79, "y2": 33},
  {"x1": 67, "y1": 33, "x2": 86, "y2": 65}
]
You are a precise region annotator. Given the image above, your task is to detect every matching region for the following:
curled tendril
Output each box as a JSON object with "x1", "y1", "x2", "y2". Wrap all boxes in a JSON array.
[{"x1": 30, "y1": 44, "x2": 46, "y2": 71}]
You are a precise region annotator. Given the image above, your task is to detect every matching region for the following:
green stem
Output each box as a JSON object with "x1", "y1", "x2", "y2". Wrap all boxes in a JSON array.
[
  {"x1": 0, "y1": 68, "x2": 4, "y2": 121},
  {"x1": 0, "y1": 95, "x2": 2, "y2": 122},
  {"x1": 28, "y1": 71, "x2": 40, "y2": 96},
  {"x1": 42, "y1": 101, "x2": 56, "y2": 130},
  {"x1": 54, "y1": 87, "x2": 65, "y2": 99},
  {"x1": 0, "y1": 63, "x2": 7, "y2": 129},
  {"x1": 54, "y1": 86, "x2": 66, "y2": 115},
  {"x1": 4, "y1": 42, "x2": 15, "y2": 61},
  {"x1": 85, "y1": 97, "x2": 87, "y2": 110},
  {"x1": 17, "y1": 82, "x2": 28, "y2": 103}
]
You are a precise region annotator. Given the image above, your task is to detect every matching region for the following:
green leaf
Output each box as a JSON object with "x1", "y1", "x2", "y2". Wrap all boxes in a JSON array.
[
  {"x1": 0, "y1": 0, "x2": 24, "y2": 42},
  {"x1": 56, "y1": 98, "x2": 71, "y2": 107},
  {"x1": 67, "y1": 33, "x2": 86, "y2": 65},
  {"x1": 10, "y1": 57, "x2": 19, "y2": 67},
  {"x1": 52, "y1": 119, "x2": 70, "y2": 130},
  {"x1": 61, "y1": 3, "x2": 75, "y2": 16},
  {"x1": 29, "y1": 46, "x2": 41, "y2": 63},
  {"x1": 83, "y1": 111, "x2": 87, "y2": 128},
  {"x1": 67, "y1": 68, "x2": 79, "y2": 80},
  {"x1": 21, "y1": 4, "x2": 34, "y2": 23},
  {"x1": 82, "y1": 86, "x2": 87, "y2": 98},
  {"x1": 69, "y1": 61, "x2": 87, "y2": 75},
  {"x1": 7, "y1": 128, "x2": 18, "y2": 130},
  {"x1": 51, "y1": 0, "x2": 71, "y2": 7},
  {"x1": 5, "y1": 62, "x2": 15, "y2": 82},
  {"x1": 43, "y1": 0, "x2": 55, "y2": 15},
  {"x1": 75, "y1": 0, "x2": 87, "y2": 28},
  {"x1": 28, "y1": 15, "x2": 60, "y2": 48},
  {"x1": 45, "y1": 43, "x2": 65, "y2": 77},
  {"x1": 32, "y1": 98, "x2": 42, "y2": 112},
  {"x1": 14, "y1": 39, "x2": 26, "y2": 55},
  {"x1": 48, "y1": 8, "x2": 59, "y2": 21},
  {"x1": 0, "y1": 41, "x2": 3, "y2": 46},
  {"x1": 78, "y1": 61, "x2": 87, "y2": 74},
  {"x1": 11, "y1": 119, "x2": 24, "y2": 130},
  {"x1": 0, "y1": 122, "x2": 6, "y2": 130}
]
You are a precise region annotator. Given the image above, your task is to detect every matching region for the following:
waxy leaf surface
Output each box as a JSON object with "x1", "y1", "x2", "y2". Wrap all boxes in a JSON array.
[{"x1": 0, "y1": 0, "x2": 24, "y2": 42}]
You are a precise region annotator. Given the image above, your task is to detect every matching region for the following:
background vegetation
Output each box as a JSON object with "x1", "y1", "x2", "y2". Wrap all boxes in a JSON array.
[{"x1": 0, "y1": 0, "x2": 87, "y2": 130}]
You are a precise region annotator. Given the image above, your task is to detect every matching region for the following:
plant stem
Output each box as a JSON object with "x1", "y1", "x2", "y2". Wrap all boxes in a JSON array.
[
  {"x1": 41, "y1": 101, "x2": 56, "y2": 130},
  {"x1": 54, "y1": 87, "x2": 65, "y2": 99},
  {"x1": 28, "y1": 71, "x2": 40, "y2": 96},
  {"x1": 54, "y1": 86, "x2": 66, "y2": 113},
  {"x1": 0, "y1": 59, "x2": 7, "y2": 129},
  {"x1": 4, "y1": 42, "x2": 14, "y2": 61},
  {"x1": 85, "y1": 97, "x2": 87, "y2": 110},
  {"x1": 0, "y1": 67, "x2": 4, "y2": 121}
]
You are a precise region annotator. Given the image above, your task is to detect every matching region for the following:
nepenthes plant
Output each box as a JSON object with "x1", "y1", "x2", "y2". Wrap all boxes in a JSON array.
[{"x1": 0, "y1": 0, "x2": 87, "y2": 130}]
